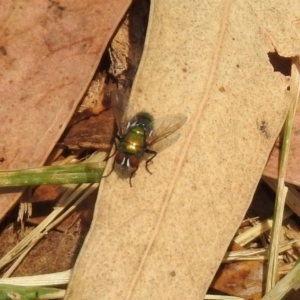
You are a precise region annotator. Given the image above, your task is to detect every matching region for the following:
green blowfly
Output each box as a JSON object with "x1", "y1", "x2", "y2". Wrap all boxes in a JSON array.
[{"x1": 106, "y1": 89, "x2": 187, "y2": 186}]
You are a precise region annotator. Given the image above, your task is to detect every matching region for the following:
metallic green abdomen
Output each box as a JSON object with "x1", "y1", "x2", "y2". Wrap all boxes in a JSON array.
[{"x1": 119, "y1": 125, "x2": 147, "y2": 158}]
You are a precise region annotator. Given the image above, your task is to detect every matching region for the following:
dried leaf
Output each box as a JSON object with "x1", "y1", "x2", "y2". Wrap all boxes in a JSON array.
[
  {"x1": 0, "y1": 0, "x2": 131, "y2": 220},
  {"x1": 66, "y1": 1, "x2": 299, "y2": 299},
  {"x1": 211, "y1": 243, "x2": 264, "y2": 299}
]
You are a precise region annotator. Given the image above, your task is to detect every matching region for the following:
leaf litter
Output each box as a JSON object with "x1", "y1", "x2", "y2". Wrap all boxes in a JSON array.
[{"x1": 1, "y1": 0, "x2": 300, "y2": 300}]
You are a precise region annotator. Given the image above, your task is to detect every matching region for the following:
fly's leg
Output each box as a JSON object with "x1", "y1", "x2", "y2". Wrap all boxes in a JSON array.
[
  {"x1": 129, "y1": 167, "x2": 138, "y2": 187},
  {"x1": 102, "y1": 157, "x2": 116, "y2": 178},
  {"x1": 103, "y1": 135, "x2": 122, "y2": 178},
  {"x1": 108, "y1": 135, "x2": 120, "y2": 159},
  {"x1": 145, "y1": 149, "x2": 157, "y2": 174}
]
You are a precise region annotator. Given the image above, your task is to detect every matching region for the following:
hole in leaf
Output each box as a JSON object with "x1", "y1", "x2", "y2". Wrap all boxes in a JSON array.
[{"x1": 268, "y1": 52, "x2": 291, "y2": 76}]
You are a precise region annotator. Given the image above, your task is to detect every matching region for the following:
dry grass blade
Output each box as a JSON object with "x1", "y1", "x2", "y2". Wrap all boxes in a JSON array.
[
  {"x1": 265, "y1": 58, "x2": 300, "y2": 293},
  {"x1": 233, "y1": 208, "x2": 293, "y2": 246},
  {"x1": 267, "y1": 186, "x2": 288, "y2": 291},
  {"x1": 261, "y1": 260, "x2": 300, "y2": 300},
  {"x1": 204, "y1": 295, "x2": 244, "y2": 300},
  {"x1": 0, "y1": 152, "x2": 105, "y2": 276},
  {"x1": 0, "y1": 184, "x2": 93, "y2": 274},
  {"x1": 0, "y1": 270, "x2": 71, "y2": 286},
  {"x1": 223, "y1": 240, "x2": 297, "y2": 263}
]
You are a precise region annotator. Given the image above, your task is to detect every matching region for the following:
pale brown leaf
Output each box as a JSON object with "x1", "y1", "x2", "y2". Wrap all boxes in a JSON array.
[{"x1": 66, "y1": 0, "x2": 299, "y2": 299}]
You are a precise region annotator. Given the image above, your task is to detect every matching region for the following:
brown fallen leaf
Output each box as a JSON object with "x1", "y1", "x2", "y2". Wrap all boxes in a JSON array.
[
  {"x1": 284, "y1": 289, "x2": 300, "y2": 300},
  {"x1": 66, "y1": 74, "x2": 109, "y2": 127},
  {"x1": 0, "y1": 0, "x2": 132, "y2": 221},
  {"x1": 66, "y1": 1, "x2": 299, "y2": 299},
  {"x1": 109, "y1": 0, "x2": 150, "y2": 87},
  {"x1": 0, "y1": 225, "x2": 81, "y2": 277},
  {"x1": 211, "y1": 243, "x2": 264, "y2": 300},
  {"x1": 63, "y1": 109, "x2": 115, "y2": 151},
  {"x1": 33, "y1": 185, "x2": 62, "y2": 202}
]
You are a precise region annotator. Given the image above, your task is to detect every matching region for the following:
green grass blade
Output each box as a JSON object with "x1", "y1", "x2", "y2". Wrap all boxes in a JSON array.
[{"x1": 0, "y1": 163, "x2": 105, "y2": 186}]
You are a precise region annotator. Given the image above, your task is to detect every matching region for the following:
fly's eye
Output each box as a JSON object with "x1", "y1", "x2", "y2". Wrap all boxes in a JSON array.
[
  {"x1": 115, "y1": 152, "x2": 126, "y2": 165},
  {"x1": 128, "y1": 155, "x2": 139, "y2": 168}
]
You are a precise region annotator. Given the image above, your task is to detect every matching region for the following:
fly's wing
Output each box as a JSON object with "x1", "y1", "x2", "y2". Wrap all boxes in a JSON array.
[
  {"x1": 147, "y1": 113, "x2": 187, "y2": 151},
  {"x1": 110, "y1": 89, "x2": 129, "y2": 136}
]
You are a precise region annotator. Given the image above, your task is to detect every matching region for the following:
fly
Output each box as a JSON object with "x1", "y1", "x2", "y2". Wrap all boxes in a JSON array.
[{"x1": 106, "y1": 89, "x2": 187, "y2": 186}]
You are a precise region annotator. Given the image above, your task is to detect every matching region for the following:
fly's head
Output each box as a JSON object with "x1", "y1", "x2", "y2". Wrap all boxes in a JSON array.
[{"x1": 114, "y1": 151, "x2": 140, "y2": 170}]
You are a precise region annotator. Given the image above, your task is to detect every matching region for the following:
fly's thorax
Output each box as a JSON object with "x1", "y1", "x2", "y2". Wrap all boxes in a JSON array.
[
  {"x1": 115, "y1": 152, "x2": 140, "y2": 169},
  {"x1": 129, "y1": 111, "x2": 154, "y2": 134}
]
